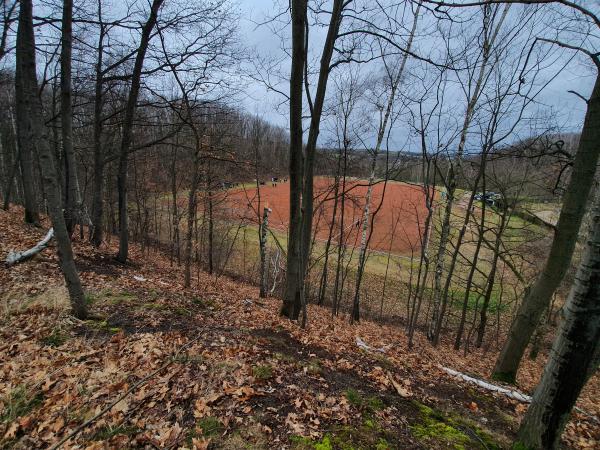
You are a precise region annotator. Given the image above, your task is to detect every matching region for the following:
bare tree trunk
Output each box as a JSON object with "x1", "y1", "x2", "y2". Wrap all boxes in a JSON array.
[
  {"x1": 207, "y1": 174, "x2": 214, "y2": 275},
  {"x1": 16, "y1": 0, "x2": 87, "y2": 319},
  {"x1": 407, "y1": 153, "x2": 435, "y2": 349},
  {"x1": 476, "y1": 207, "x2": 508, "y2": 348},
  {"x1": 60, "y1": 0, "x2": 82, "y2": 236},
  {"x1": 90, "y1": 0, "x2": 105, "y2": 247},
  {"x1": 184, "y1": 142, "x2": 200, "y2": 287},
  {"x1": 454, "y1": 194, "x2": 486, "y2": 349},
  {"x1": 429, "y1": 4, "x2": 509, "y2": 341},
  {"x1": 380, "y1": 214, "x2": 399, "y2": 320},
  {"x1": 0, "y1": 1, "x2": 17, "y2": 63},
  {"x1": 318, "y1": 164, "x2": 341, "y2": 306},
  {"x1": 281, "y1": 0, "x2": 307, "y2": 320},
  {"x1": 332, "y1": 147, "x2": 348, "y2": 316},
  {"x1": 298, "y1": 0, "x2": 345, "y2": 308},
  {"x1": 116, "y1": 0, "x2": 164, "y2": 263},
  {"x1": 351, "y1": 153, "x2": 378, "y2": 323},
  {"x1": 170, "y1": 141, "x2": 181, "y2": 265},
  {"x1": 2, "y1": 116, "x2": 19, "y2": 211},
  {"x1": 259, "y1": 206, "x2": 271, "y2": 297},
  {"x1": 14, "y1": 0, "x2": 39, "y2": 225},
  {"x1": 351, "y1": 4, "x2": 419, "y2": 322},
  {"x1": 516, "y1": 192, "x2": 600, "y2": 450},
  {"x1": 493, "y1": 73, "x2": 600, "y2": 383}
]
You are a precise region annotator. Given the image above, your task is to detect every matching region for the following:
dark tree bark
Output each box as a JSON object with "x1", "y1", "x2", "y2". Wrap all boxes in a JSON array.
[
  {"x1": 2, "y1": 110, "x2": 19, "y2": 211},
  {"x1": 332, "y1": 145, "x2": 348, "y2": 316},
  {"x1": 170, "y1": 140, "x2": 181, "y2": 265},
  {"x1": 61, "y1": 0, "x2": 82, "y2": 235},
  {"x1": 281, "y1": 0, "x2": 307, "y2": 320},
  {"x1": 516, "y1": 192, "x2": 600, "y2": 450},
  {"x1": 183, "y1": 132, "x2": 201, "y2": 287},
  {"x1": 0, "y1": 1, "x2": 17, "y2": 62},
  {"x1": 493, "y1": 72, "x2": 600, "y2": 383},
  {"x1": 453, "y1": 189, "x2": 486, "y2": 350},
  {"x1": 476, "y1": 206, "x2": 508, "y2": 348},
  {"x1": 116, "y1": 0, "x2": 164, "y2": 262},
  {"x1": 206, "y1": 168, "x2": 214, "y2": 275},
  {"x1": 90, "y1": 0, "x2": 105, "y2": 247},
  {"x1": 14, "y1": 0, "x2": 39, "y2": 225},
  {"x1": 298, "y1": 0, "x2": 345, "y2": 304},
  {"x1": 15, "y1": 0, "x2": 87, "y2": 319}
]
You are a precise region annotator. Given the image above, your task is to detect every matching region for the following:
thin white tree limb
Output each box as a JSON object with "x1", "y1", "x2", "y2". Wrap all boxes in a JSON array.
[
  {"x1": 440, "y1": 365, "x2": 532, "y2": 402},
  {"x1": 5, "y1": 227, "x2": 54, "y2": 266},
  {"x1": 440, "y1": 365, "x2": 599, "y2": 423}
]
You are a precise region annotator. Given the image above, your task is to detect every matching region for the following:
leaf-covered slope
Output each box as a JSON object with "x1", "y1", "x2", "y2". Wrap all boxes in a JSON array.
[{"x1": 0, "y1": 206, "x2": 597, "y2": 449}]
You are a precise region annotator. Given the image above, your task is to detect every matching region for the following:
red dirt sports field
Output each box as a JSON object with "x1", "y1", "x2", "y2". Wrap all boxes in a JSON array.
[{"x1": 225, "y1": 177, "x2": 431, "y2": 255}]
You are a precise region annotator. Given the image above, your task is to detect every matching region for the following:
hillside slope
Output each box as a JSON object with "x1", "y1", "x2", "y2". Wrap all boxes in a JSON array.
[{"x1": 0, "y1": 207, "x2": 597, "y2": 449}]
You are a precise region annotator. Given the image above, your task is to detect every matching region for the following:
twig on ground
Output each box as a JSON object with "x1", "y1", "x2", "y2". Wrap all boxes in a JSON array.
[{"x1": 48, "y1": 335, "x2": 203, "y2": 450}]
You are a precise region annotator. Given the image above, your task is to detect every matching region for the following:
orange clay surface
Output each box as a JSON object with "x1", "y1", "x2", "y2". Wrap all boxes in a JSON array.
[{"x1": 224, "y1": 177, "x2": 431, "y2": 255}]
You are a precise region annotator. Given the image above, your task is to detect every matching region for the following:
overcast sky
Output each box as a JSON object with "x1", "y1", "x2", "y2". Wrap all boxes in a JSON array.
[{"x1": 235, "y1": 0, "x2": 594, "y2": 151}]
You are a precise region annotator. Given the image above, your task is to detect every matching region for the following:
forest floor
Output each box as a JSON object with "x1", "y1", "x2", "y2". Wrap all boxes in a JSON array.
[{"x1": 0, "y1": 206, "x2": 598, "y2": 450}]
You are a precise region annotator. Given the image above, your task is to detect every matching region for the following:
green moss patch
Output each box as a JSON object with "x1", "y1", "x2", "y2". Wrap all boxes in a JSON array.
[
  {"x1": 85, "y1": 319, "x2": 120, "y2": 333},
  {"x1": 191, "y1": 296, "x2": 217, "y2": 309},
  {"x1": 305, "y1": 358, "x2": 322, "y2": 375},
  {"x1": 291, "y1": 421, "x2": 394, "y2": 450},
  {"x1": 92, "y1": 425, "x2": 139, "y2": 440},
  {"x1": 410, "y1": 401, "x2": 501, "y2": 450},
  {"x1": 344, "y1": 388, "x2": 362, "y2": 407},
  {"x1": 1, "y1": 385, "x2": 43, "y2": 423},
  {"x1": 252, "y1": 364, "x2": 273, "y2": 381},
  {"x1": 140, "y1": 302, "x2": 167, "y2": 311},
  {"x1": 40, "y1": 329, "x2": 68, "y2": 347},
  {"x1": 197, "y1": 416, "x2": 223, "y2": 437},
  {"x1": 411, "y1": 419, "x2": 470, "y2": 449},
  {"x1": 173, "y1": 306, "x2": 192, "y2": 316},
  {"x1": 88, "y1": 289, "x2": 137, "y2": 306}
]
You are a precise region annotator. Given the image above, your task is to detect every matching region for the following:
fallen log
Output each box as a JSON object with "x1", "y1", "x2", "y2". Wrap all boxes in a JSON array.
[
  {"x1": 440, "y1": 365, "x2": 531, "y2": 402},
  {"x1": 356, "y1": 336, "x2": 391, "y2": 353},
  {"x1": 5, "y1": 228, "x2": 54, "y2": 267},
  {"x1": 439, "y1": 365, "x2": 599, "y2": 423}
]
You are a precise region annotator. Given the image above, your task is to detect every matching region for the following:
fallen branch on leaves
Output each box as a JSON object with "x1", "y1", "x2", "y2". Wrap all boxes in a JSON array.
[
  {"x1": 5, "y1": 228, "x2": 54, "y2": 267},
  {"x1": 440, "y1": 365, "x2": 531, "y2": 402},
  {"x1": 440, "y1": 365, "x2": 599, "y2": 424},
  {"x1": 48, "y1": 335, "x2": 203, "y2": 450},
  {"x1": 356, "y1": 336, "x2": 391, "y2": 353}
]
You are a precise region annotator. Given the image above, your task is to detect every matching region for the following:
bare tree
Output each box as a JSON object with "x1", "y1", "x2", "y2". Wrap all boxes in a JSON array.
[
  {"x1": 493, "y1": 22, "x2": 600, "y2": 383},
  {"x1": 517, "y1": 188, "x2": 600, "y2": 449},
  {"x1": 89, "y1": 0, "x2": 107, "y2": 247},
  {"x1": 60, "y1": 0, "x2": 84, "y2": 235},
  {"x1": 0, "y1": 0, "x2": 17, "y2": 62},
  {"x1": 116, "y1": 0, "x2": 165, "y2": 262},
  {"x1": 280, "y1": 0, "x2": 307, "y2": 320},
  {"x1": 15, "y1": 0, "x2": 87, "y2": 318},
  {"x1": 428, "y1": 3, "x2": 511, "y2": 342},
  {"x1": 14, "y1": 1, "x2": 39, "y2": 225},
  {"x1": 351, "y1": 1, "x2": 421, "y2": 323}
]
